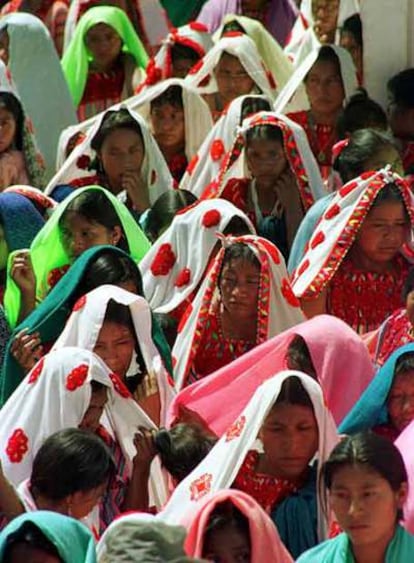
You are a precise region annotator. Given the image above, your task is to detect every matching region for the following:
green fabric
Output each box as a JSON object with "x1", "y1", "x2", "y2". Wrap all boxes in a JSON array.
[
  {"x1": 160, "y1": 0, "x2": 207, "y2": 26},
  {"x1": 62, "y1": 5, "x2": 149, "y2": 106},
  {"x1": 0, "y1": 511, "x2": 97, "y2": 562},
  {"x1": 0, "y1": 245, "x2": 172, "y2": 407}
]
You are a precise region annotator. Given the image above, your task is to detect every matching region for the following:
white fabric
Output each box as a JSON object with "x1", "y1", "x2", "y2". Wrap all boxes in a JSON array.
[
  {"x1": 140, "y1": 199, "x2": 255, "y2": 315},
  {"x1": 180, "y1": 94, "x2": 273, "y2": 197},
  {"x1": 158, "y1": 370, "x2": 338, "y2": 542},
  {"x1": 53, "y1": 285, "x2": 175, "y2": 426},
  {"x1": 45, "y1": 106, "x2": 173, "y2": 202},
  {"x1": 0, "y1": 347, "x2": 168, "y2": 508}
]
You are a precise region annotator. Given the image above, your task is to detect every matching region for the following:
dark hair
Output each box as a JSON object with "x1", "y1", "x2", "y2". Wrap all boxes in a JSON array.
[
  {"x1": 219, "y1": 242, "x2": 261, "y2": 282},
  {"x1": 333, "y1": 129, "x2": 398, "y2": 183},
  {"x1": 394, "y1": 352, "x2": 414, "y2": 377},
  {"x1": 341, "y1": 14, "x2": 363, "y2": 48},
  {"x1": 286, "y1": 335, "x2": 318, "y2": 380},
  {"x1": 31, "y1": 428, "x2": 114, "y2": 501},
  {"x1": 150, "y1": 85, "x2": 184, "y2": 110},
  {"x1": 336, "y1": 91, "x2": 388, "y2": 139},
  {"x1": 388, "y1": 69, "x2": 414, "y2": 110},
  {"x1": 240, "y1": 96, "x2": 272, "y2": 123},
  {"x1": 171, "y1": 42, "x2": 201, "y2": 65},
  {"x1": 154, "y1": 423, "x2": 217, "y2": 482},
  {"x1": 274, "y1": 375, "x2": 314, "y2": 409},
  {"x1": 245, "y1": 124, "x2": 284, "y2": 145},
  {"x1": 59, "y1": 190, "x2": 129, "y2": 253},
  {"x1": 402, "y1": 267, "x2": 414, "y2": 301},
  {"x1": 222, "y1": 20, "x2": 246, "y2": 35},
  {"x1": 222, "y1": 215, "x2": 252, "y2": 236},
  {"x1": 0, "y1": 92, "x2": 24, "y2": 150},
  {"x1": 91, "y1": 109, "x2": 144, "y2": 154},
  {"x1": 3, "y1": 522, "x2": 63, "y2": 563},
  {"x1": 145, "y1": 190, "x2": 198, "y2": 241},
  {"x1": 203, "y1": 501, "x2": 251, "y2": 557},
  {"x1": 306, "y1": 45, "x2": 342, "y2": 81},
  {"x1": 371, "y1": 182, "x2": 409, "y2": 219}
]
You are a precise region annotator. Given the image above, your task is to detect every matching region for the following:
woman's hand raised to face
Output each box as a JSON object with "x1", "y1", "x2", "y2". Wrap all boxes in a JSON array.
[
  {"x1": 132, "y1": 426, "x2": 157, "y2": 471},
  {"x1": 10, "y1": 250, "x2": 36, "y2": 297},
  {"x1": 10, "y1": 328, "x2": 43, "y2": 374}
]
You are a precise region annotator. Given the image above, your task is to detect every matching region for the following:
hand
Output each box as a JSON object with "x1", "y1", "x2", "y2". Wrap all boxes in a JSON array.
[
  {"x1": 121, "y1": 171, "x2": 150, "y2": 212},
  {"x1": 132, "y1": 426, "x2": 157, "y2": 471},
  {"x1": 10, "y1": 329, "x2": 43, "y2": 373},
  {"x1": 10, "y1": 251, "x2": 36, "y2": 297}
]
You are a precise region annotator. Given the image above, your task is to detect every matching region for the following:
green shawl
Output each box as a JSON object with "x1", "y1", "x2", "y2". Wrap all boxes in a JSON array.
[
  {"x1": 160, "y1": 0, "x2": 207, "y2": 26},
  {"x1": 62, "y1": 5, "x2": 149, "y2": 106}
]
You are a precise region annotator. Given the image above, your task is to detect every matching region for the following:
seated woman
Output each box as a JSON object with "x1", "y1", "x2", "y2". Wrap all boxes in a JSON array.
[
  {"x1": 297, "y1": 432, "x2": 414, "y2": 562},
  {"x1": 202, "y1": 111, "x2": 324, "y2": 258},
  {"x1": 172, "y1": 235, "x2": 305, "y2": 390},
  {"x1": 340, "y1": 345, "x2": 414, "y2": 442},
  {"x1": 291, "y1": 168, "x2": 414, "y2": 334},
  {"x1": 0, "y1": 511, "x2": 96, "y2": 562},
  {"x1": 62, "y1": 6, "x2": 148, "y2": 120},
  {"x1": 0, "y1": 347, "x2": 168, "y2": 533},
  {"x1": 143, "y1": 189, "x2": 198, "y2": 242},
  {"x1": 184, "y1": 33, "x2": 278, "y2": 121},
  {"x1": 159, "y1": 372, "x2": 339, "y2": 559}
]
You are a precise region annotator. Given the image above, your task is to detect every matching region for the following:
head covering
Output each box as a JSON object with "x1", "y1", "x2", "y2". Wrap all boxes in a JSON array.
[
  {"x1": 160, "y1": 371, "x2": 338, "y2": 543},
  {"x1": 183, "y1": 489, "x2": 293, "y2": 562},
  {"x1": 197, "y1": 0, "x2": 298, "y2": 47},
  {"x1": 140, "y1": 199, "x2": 255, "y2": 315},
  {"x1": 0, "y1": 511, "x2": 97, "y2": 563},
  {"x1": 202, "y1": 111, "x2": 325, "y2": 210},
  {"x1": 274, "y1": 44, "x2": 358, "y2": 114},
  {"x1": 0, "y1": 192, "x2": 45, "y2": 252},
  {"x1": 172, "y1": 234, "x2": 306, "y2": 390},
  {"x1": 45, "y1": 107, "x2": 173, "y2": 202},
  {"x1": 53, "y1": 285, "x2": 175, "y2": 425},
  {"x1": 4, "y1": 185, "x2": 56, "y2": 217},
  {"x1": 62, "y1": 6, "x2": 149, "y2": 107},
  {"x1": 180, "y1": 94, "x2": 273, "y2": 197},
  {"x1": 291, "y1": 169, "x2": 414, "y2": 300},
  {"x1": 168, "y1": 314, "x2": 374, "y2": 430},
  {"x1": 0, "y1": 13, "x2": 77, "y2": 181},
  {"x1": 184, "y1": 34, "x2": 278, "y2": 99}
]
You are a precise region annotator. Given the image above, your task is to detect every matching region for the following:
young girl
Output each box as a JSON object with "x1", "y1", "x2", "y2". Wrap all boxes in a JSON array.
[
  {"x1": 62, "y1": 6, "x2": 148, "y2": 120},
  {"x1": 172, "y1": 235, "x2": 305, "y2": 390},
  {"x1": 291, "y1": 168, "x2": 414, "y2": 334},
  {"x1": 144, "y1": 189, "x2": 198, "y2": 242},
  {"x1": 297, "y1": 432, "x2": 414, "y2": 562}
]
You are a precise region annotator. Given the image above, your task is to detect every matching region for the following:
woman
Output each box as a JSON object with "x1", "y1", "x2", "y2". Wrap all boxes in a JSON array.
[
  {"x1": 340, "y1": 344, "x2": 414, "y2": 441},
  {"x1": 202, "y1": 111, "x2": 324, "y2": 257},
  {"x1": 160, "y1": 371, "x2": 339, "y2": 559},
  {"x1": 62, "y1": 6, "x2": 148, "y2": 120},
  {"x1": 0, "y1": 14, "x2": 77, "y2": 180},
  {"x1": 297, "y1": 432, "x2": 414, "y2": 562},
  {"x1": 291, "y1": 168, "x2": 414, "y2": 334},
  {"x1": 172, "y1": 235, "x2": 305, "y2": 390},
  {"x1": 143, "y1": 189, "x2": 198, "y2": 242}
]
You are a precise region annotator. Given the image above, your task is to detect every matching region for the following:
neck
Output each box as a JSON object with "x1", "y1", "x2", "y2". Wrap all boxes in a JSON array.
[
  {"x1": 33, "y1": 491, "x2": 67, "y2": 515},
  {"x1": 160, "y1": 142, "x2": 185, "y2": 162},
  {"x1": 309, "y1": 108, "x2": 339, "y2": 127},
  {"x1": 351, "y1": 526, "x2": 396, "y2": 563},
  {"x1": 348, "y1": 247, "x2": 397, "y2": 274},
  {"x1": 256, "y1": 453, "x2": 306, "y2": 485},
  {"x1": 90, "y1": 58, "x2": 119, "y2": 74},
  {"x1": 220, "y1": 307, "x2": 257, "y2": 341}
]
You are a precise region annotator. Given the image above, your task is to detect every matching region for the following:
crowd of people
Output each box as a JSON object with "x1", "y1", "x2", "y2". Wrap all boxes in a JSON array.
[{"x1": 0, "y1": 0, "x2": 412, "y2": 561}]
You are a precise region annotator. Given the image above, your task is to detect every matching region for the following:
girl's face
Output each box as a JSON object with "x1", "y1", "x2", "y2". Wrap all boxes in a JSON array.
[
  {"x1": 60, "y1": 211, "x2": 122, "y2": 259},
  {"x1": 151, "y1": 103, "x2": 185, "y2": 153},
  {"x1": 85, "y1": 23, "x2": 122, "y2": 70},
  {"x1": 354, "y1": 201, "x2": 408, "y2": 265},
  {"x1": 203, "y1": 523, "x2": 251, "y2": 563},
  {"x1": 78, "y1": 385, "x2": 108, "y2": 433},
  {"x1": 219, "y1": 257, "x2": 260, "y2": 321},
  {"x1": 260, "y1": 403, "x2": 319, "y2": 481},
  {"x1": 93, "y1": 320, "x2": 135, "y2": 379},
  {"x1": 68, "y1": 481, "x2": 108, "y2": 519},
  {"x1": 99, "y1": 128, "x2": 145, "y2": 191},
  {"x1": 215, "y1": 53, "x2": 255, "y2": 107},
  {"x1": 306, "y1": 60, "x2": 345, "y2": 117},
  {"x1": 329, "y1": 464, "x2": 407, "y2": 549},
  {"x1": 0, "y1": 106, "x2": 16, "y2": 153},
  {"x1": 246, "y1": 137, "x2": 287, "y2": 184},
  {"x1": 387, "y1": 371, "x2": 414, "y2": 432}
]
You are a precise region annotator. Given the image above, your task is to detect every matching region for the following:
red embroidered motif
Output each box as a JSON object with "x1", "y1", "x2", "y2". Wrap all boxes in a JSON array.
[
  {"x1": 109, "y1": 373, "x2": 130, "y2": 398},
  {"x1": 202, "y1": 209, "x2": 221, "y2": 228},
  {"x1": 28, "y1": 357, "x2": 45, "y2": 384},
  {"x1": 210, "y1": 139, "x2": 225, "y2": 161},
  {"x1": 187, "y1": 154, "x2": 199, "y2": 175},
  {"x1": 339, "y1": 181, "x2": 359, "y2": 198},
  {"x1": 324, "y1": 204, "x2": 341, "y2": 220},
  {"x1": 177, "y1": 303, "x2": 193, "y2": 334},
  {"x1": 150, "y1": 244, "x2": 177, "y2": 276},
  {"x1": 281, "y1": 278, "x2": 300, "y2": 307},
  {"x1": 175, "y1": 268, "x2": 191, "y2": 288},
  {"x1": 6, "y1": 429, "x2": 29, "y2": 463},
  {"x1": 76, "y1": 154, "x2": 91, "y2": 170},
  {"x1": 188, "y1": 21, "x2": 208, "y2": 32},
  {"x1": 145, "y1": 59, "x2": 162, "y2": 85},
  {"x1": 73, "y1": 294, "x2": 87, "y2": 312},
  {"x1": 66, "y1": 364, "x2": 89, "y2": 391},
  {"x1": 310, "y1": 231, "x2": 325, "y2": 249},
  {"x1": 259, "y1": 239, "x2": 281, "y2": 264},
  {"x1": 47, "y1": 265, "x2": 70, "y2": 289},
  {"x1": 190, "y1": 472, "x2": 213, "y2": 501},
  {"x1": 225, "y1": 415, "x2": 246, "y2": 442},
  {"x1": 298, "y1": 259, "x2": 310, "y2": 276}
]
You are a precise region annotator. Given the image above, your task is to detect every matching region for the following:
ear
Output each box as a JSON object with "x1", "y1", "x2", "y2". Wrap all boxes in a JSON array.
[
  {"x1": 396, "y1": 482, "x2": 409, "y2": 508},
  {"x1": 111, "y1": 225, "x2": 123, "y2": 246}
]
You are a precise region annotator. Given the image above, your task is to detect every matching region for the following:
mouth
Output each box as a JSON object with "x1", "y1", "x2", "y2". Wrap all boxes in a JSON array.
[{"x1": 348, "y1": 524, "x2": 369, "y2": 531}]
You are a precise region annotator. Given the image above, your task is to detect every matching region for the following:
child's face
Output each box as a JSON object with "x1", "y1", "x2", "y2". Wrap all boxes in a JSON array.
[
  {"x1": 85, "y1": 23, "x2": 122, "y2": 70},
  {"x1": 0, "y1": 107, "x2": 16, "y2": 153},
  {"x1": 387, "y1": 371, "x2": 414, "y2": 433},
  {"x1": 246, "y1": 137, "x2": 287, "y2": 184},
  {"x1": 151, "y1": 102, "x2": 185, "y2": 153}
]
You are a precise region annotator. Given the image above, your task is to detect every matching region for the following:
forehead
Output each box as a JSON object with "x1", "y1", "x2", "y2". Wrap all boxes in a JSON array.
[
  {"x1": 87, "y1": 22, "x2": 118, "y2": 38},
  {"x1": 247, "y1": 137, "x2": 284, "y2": 151},
  {"x1": 308, "y1": 59, "x2": 341, "y2": 79},
  {"x1": 265, "y1": 402, "x2": 316, "y2": 423},
  {"x1": 222, "y1": 256, "x2": 260, "y2": 272},
  {"x1": 217, "y1": 52, "x2": 246, "y2": 72},
  {"x1": 101, "y1": 127, "x2": 143, "y2": 148},
  {"x1": 366, "y1": 200, "x2": 406, "y2": 220},
  {"x1": 331, "y1": 463, "x2": 384, "y2": 486},
  {"x1": 62, "y1": 210, "x2": 98, "y2": 228}
]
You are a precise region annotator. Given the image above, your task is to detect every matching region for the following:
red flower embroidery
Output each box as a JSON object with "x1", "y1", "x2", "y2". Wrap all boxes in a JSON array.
[
  {"x1": 310, "y1": 231, "x2": 326, "y2": 249},
  {"x1": 225, "y1": 415, "x2": 246, "y2": 442},
  {"x1": 190, "y1": 473, "x2": 213, "y2": 501},
  {"x1": 175, "y1": 267, "x2": 191, "y2": 288},
  {"x1": 150, "y1": 243, "x2": 177, "y2": 276},
  {"x1": 177, "y1": 303, "x2": 193, "y2": 334},
  {"x1": 73, "y1": 294, "x2": 87, "y2": 312},
  {"x1": 298, "y1": 259, "x2": 310, "y2": 276},
  {"x1": 66, "y1": 364, "x2": 89, "y2": 391},
  {"x1": 281, "y1": 278, "x2": 300, "y2": 307},
  {"x1": 188, "y1": 21, "x2": 208, "y2": 32},
  {"x1": 28, "y1": 357, "x2": 45, "y2": 384},
  {"x1": 324, "y1": 204, "x2": 341, "y2": 220},
  {"x1": 109, "y1": 373, "x2": 130, "y2": 398},
  {"x1": 339, "y1": 181, "x2": 358, "y2": 198},
  {"x1": 145, "y1": 59, "x2": 162, "y2": 85},
  {"x1": 76, "y1": 154, "x2": 91, "y2": 170},
  {"x1": 259, "y1": 239, "x2": 281, "y2": 264},
  {"x1": 47, "y1": 265, "x2": 70, "y2": 289},
  {"x1": 6, "y1": 429, "x2": 29, "y2": 463},
  {"x1": 187, "y1": 154, "x2": 199, "y2": 175},
  {"x1": 210, "y1": 139, "x2": 225, "y2": 161},
  {"x1": 202, "y1": 209, "x2": 221, "y2": 228}
]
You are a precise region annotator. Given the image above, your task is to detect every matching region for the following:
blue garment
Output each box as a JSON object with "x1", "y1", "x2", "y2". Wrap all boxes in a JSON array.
[
  {"x1": 339, "y1": 343, "x2": 414, "y2": 435},
  {"x1": 0, "y1": 192, "x2": 44, "y2": 251}
]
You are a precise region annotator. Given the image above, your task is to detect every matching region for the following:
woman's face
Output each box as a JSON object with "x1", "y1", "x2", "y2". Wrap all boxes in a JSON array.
[
  {"x1": 260, "y1": 403, "x2": 319, "y2": 481},
  {"x1": 151, "y1": 103, "x2": 185, "y2": 153},
  {"x1": 203, "y1": 523, "x2": 251, "y2": 563},
  {"x1": 329, "y1": 464, "x2": 407, "y2": 549},
  {"x1": 306, "y1": 59, "x2": 345, "y2": 117},
  {"x1": 93, "y1": 320, "x2": 135, "y2": 379},
  {"x1": 99, "y1": 128, "x2": 145, "y2": 192},
  {"x1": 85, "y1": 23, "x2": 122, "y2": 70},
  {"x1": 312, "y1": 0, "x2": 340, "y2": 43},
  {"x1": 215, "y1": 53, "x2": 255, "y2": 107},
  {"x1": 246, "y1": 137, "x2": 287, "y2": 184},
  {"x1": 6, "y1": 544, "x2": 61, "y2": 563},
  {"x1": 69, "y1": 481, "x2": 108, "y2": 519},
  {"x1": 78, "y1": 385, "x2": 108, "y2": 433},
  {"x1": 387, "y1": 371, "x2": 414, "y2": 432},
  {"x1": 219, "y1": 257, "x2": 260, "y2": 322},
  {"x1": 0, "y1": 106, "x2": 17, "y2": 153},
  {"x1": 60, "y1": 211, "x2": 122, "y2": 260}
]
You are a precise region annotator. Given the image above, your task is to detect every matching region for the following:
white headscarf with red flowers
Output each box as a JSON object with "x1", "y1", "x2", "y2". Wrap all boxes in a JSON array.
[
  {"x1": 172, "y1": 235, "x2": 306, "y2": 391},
  {"x1": 52, "y1": 285, "x2": 175, "y2": 426},
  {"x1": 139, "y1": 199, "x2": 255, "y2": 316},
  {"x1": 0, "y1": 347, "x2": 168, "y2": 508},
  {"x1": 291, "y1": 168, "x2": 414, "y2": 300}
]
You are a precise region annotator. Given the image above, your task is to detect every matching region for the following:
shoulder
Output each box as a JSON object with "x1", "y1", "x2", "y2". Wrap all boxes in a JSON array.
[{"x1": 296, "y1": 533, "x2": 349, "y2": 562}]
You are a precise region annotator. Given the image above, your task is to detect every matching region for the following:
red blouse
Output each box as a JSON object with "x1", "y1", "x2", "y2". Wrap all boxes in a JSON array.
[{"x1": 374, "y1": 309, "x2": 414, "y2": 367}]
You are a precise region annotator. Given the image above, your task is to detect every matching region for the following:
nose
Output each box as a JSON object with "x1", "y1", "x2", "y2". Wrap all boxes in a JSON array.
[
  {"x1": 71, "y1": 235, "x2": 86, "y2": 256},
  {"x1": 348, "y1": 496, "x2": 364, "y2": 517}
]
